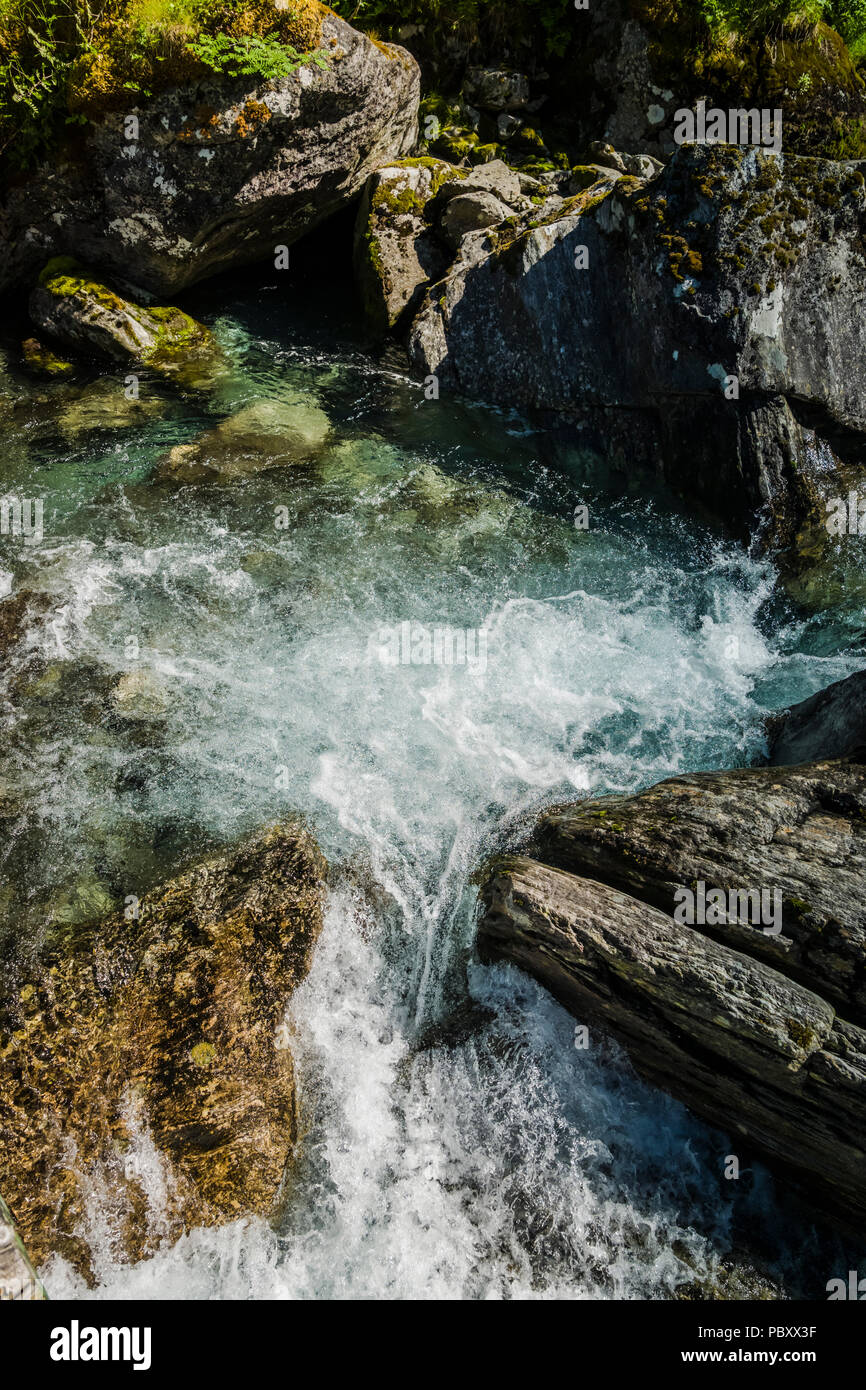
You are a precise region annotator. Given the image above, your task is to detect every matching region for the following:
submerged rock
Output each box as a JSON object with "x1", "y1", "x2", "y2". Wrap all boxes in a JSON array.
[
  {"x1": 0, "y1": 822, "x2": 327, "y2": 1278},
  {"x1": 29, "y1": 260, "x2": 225, "y2": 390},
  {"x1": 110, "y1": 669, "x2": 171, "y2": 721},
  {"x1": 768, "y1": 669, "x2": 866, "y2": 766},
  {"x1": 21, "y1": 336, "x2": 76, "y2": 380},
  {"x1": 0, "y1": 7, "x2": 420, "y2": 298},
  {"x1": 55, "y1": 378, "x2": 168, "y2": 436},
  {"x1": 155, "y1": 394, "x2": 331, "y2": 483},
  {"x1": 0, "y1": 588, "x2": 52, "y2": 661},
  {"x1": 409, "y1": 144, "x2": 866, "y2": 562},
  {"x1": 477, "y1": 759, "x2": 866, "y2": 1237}
]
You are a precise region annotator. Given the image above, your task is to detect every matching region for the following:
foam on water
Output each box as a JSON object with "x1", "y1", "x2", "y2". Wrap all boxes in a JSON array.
[{"x1": 5, "y1": 266, "x2": 863, "y2": 1299}]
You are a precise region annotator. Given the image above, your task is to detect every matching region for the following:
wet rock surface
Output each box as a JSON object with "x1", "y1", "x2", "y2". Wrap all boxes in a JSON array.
[
  {"x1": 768, "y1": 669, "x2": 866, "y2": 767},
  {"x1": 478, "y1": 758, "x2": 866, "y2": 1236},
  {"x1": 0, "y1": 822, "x2": 327, "y2": 1278},
  {"x1": 29, "y1": 260, "x2": 226, "y2": 389}
]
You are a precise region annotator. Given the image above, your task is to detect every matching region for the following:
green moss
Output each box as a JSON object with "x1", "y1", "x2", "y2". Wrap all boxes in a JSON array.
[
  {"x1": 784, "y1": 1017, "x2": 817, "y2": 1050},
  {"x1": 37, "y1": 256, "x2": 82, "y2": 287},
  {"x1": 140, "y1": 305, "x2": 220, "y2": 384},
  {"x1": 21, "y1": 337, "x2": 76, "y2": 378},
  {"x1": 629, "y1": 3, "x2": 866, "y2": 158}
]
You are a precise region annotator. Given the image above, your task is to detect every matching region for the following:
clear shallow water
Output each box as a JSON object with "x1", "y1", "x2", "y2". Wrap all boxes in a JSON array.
[{"x1": 2, "y1": 247, "x2": 864, "y2": 1299}]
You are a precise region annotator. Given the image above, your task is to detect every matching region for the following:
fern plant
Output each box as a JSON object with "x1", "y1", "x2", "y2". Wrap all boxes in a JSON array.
[{"x1": 186, "y1": 30, "x2": 328, "y2": 79}]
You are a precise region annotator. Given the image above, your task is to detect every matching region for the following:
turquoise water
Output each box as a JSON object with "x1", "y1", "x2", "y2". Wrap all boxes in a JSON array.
[{"x1": 1, "y1": 243, "x2": 863, "y2": 1298}]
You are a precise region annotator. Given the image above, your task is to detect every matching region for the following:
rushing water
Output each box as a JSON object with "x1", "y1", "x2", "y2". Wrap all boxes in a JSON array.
[{"x1": 2, "y1": 231, "x2": 864, "y2": 1299}]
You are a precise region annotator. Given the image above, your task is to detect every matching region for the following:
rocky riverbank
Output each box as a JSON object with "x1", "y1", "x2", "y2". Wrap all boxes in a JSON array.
[
  {"x1": 0, "y1": 0, "x2": 865, "y2": 1294},
  {"x1": 477, "y1": 677, "x2": 866, "y2": 1239}
]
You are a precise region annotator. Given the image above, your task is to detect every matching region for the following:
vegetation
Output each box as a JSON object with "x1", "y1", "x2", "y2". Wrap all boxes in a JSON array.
[
  {"x1": 331, "y1": 0, "x2": 866, "y2": 63},
  {"x1": 0, "y1": 0, "x2": 326, "y2": 171},
  {"x1": 332, "y1": 0, "x2": 577, "y2": 61},
  {"x1": 3, "y1": 0, "x2": 866, "y2": 177}
]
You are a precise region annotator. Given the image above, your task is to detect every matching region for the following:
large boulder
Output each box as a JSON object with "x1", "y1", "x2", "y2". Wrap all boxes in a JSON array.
[
  {"x1": 409, "y1": 144, "x2": 866, "y2": 558},
  {"x1": 0, "y1": 822, "x2": 327, "y2": 1278},
  {"x1": 0, "y1": 6, "x2": 420, "y2": 297},
  {"x1": 532, "y1": 760, "x2": 866, "y2": 1021},
  {"x1": 479, "y1": 848, "x2": 866, "y2": 1238},
  {"x1": 479, "y1": 759, "x2": 866, "y2": 1236},
  {"x1": 768, "y1": 669, "x2": 866, "y2": 767}
]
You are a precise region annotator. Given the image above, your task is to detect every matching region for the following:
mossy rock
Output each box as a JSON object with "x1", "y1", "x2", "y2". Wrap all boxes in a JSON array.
[
  {"x1": 29, "y1": 264, "x2": 226, "y2": 390},
  {"x1": 0, "y1": 821, "x2": 327, "y2": 1278},
  {"x1": 21, "y1": 336, "x2": 76, "y2": 379}
]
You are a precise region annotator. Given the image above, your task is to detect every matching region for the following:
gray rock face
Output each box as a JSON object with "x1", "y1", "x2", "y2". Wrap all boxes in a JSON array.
[
  {"x1": 439, "y1": 190, "x2": 513, "y2": 250},
  {"x1": 409, "y1": 144, "x2": 866, "y2": 552},
  {"x1": 352, "y1": 159, "x2": 456, "y2": 334},
  {"x1": 436, "y1": 158, "x2": 522, "y2": 207},
  {"x1": 768, "y1": 670, "x2": 866, "y2": 766},
  {"x1": 0, "y1": 11, "x2": 420, "y2": 298},
  {"x1": 479, "y1": 850, "x2": 866, "y2": 1238},
  {"x1": 463, "y1": 68, "x2": 530, "y2": 112},
  {"x1": 352, "y1": 156, "x2": 528, "y2": 331},
  {"x1": 534, "y1": 761, "x2": 866, "y2": 1022}
]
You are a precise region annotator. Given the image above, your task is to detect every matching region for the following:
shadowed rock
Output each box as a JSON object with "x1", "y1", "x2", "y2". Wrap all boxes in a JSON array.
[
  {"x1": 409, "y1": 144, "x2": 866, "y2": 562},
  {"x1": 768, "y1": 669, "x2": 866, "y2": 766}
]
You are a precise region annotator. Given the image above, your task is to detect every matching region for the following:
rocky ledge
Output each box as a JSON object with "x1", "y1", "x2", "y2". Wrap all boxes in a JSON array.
[
  {"x1": 477, "y1": 753, "x2": 866, "y2": 1237},
  {"x1": 403, "y1": 143, "x2": 866, "y2": 568},
  {"x1": 0, "y1": 821, "x2": 326, "y2": 1279}
]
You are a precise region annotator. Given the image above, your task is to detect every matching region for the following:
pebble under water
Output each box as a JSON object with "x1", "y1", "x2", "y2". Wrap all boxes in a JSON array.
[{"x1": 2, "y1": 238, "x2": 864, "y2": 1300}]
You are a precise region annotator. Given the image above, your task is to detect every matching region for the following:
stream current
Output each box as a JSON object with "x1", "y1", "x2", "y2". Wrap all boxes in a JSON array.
[{"x1": 2, "y1": 235, "x2": 863, "y2": 1299}]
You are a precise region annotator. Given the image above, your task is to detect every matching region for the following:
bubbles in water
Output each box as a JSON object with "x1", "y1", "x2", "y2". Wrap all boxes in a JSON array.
[{"x1": 6, "y1": 278, "x2": 861, "y2": 1299}]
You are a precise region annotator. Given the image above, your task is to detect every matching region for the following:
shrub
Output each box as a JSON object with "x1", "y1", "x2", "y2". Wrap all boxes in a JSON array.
[{"x1": 0, "y1": 0, "x2": 327, "y2": 172}]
